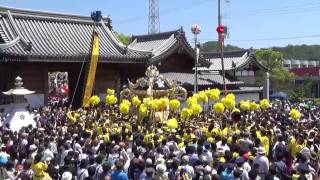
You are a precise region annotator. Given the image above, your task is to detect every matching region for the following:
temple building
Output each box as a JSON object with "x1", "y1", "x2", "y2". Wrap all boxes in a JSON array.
[
  {"x1": 0, "y1": 6, "x2": 267, "y2": 107},
  {"x1": 163, "y1": 50, "x2": 268, "y2": 101}
]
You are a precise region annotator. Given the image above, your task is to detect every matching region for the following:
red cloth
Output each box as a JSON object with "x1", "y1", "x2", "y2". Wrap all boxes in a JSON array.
[{"x1": 61, "y1": 84, "x2": 69, "y2": 94}]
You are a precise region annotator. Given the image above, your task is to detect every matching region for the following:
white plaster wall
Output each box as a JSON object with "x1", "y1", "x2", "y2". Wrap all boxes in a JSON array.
[
  {"x1": 24, "y1": 94, "x2": 44, "y2": 108},
  {"x1": 235, "y1": 93, "x2": 260, "y2": 102}
]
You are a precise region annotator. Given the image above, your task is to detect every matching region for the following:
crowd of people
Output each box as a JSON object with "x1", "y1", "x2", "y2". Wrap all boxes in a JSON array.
[{"x1": 0, "y1": 91, "x2": 319, "y2": 180}]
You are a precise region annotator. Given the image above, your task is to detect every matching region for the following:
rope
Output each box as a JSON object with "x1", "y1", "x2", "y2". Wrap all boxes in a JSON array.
[
  {"x1": 70, "y1": 55, "x2": 86, "y2": 106},
  {"x1": 71, "y1": 22, "x2": 98, "y2": 107}
]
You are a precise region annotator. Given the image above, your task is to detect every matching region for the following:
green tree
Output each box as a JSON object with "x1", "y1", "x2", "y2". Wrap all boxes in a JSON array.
[
  {"x1": 270, "y1": 67, "x2": 295, "y2": 91},
  {"x1": 255, "y1": 49, "x2": 283, "y2": 71},
  {"x1": 115, "y1": 32, "x2": 132, "y2": 46},
  {"x1": 255, "y1": 49, "x2": 294, "y2": 92},
  {"x1": 297, "y1": 76, "x2": 316, "y2": 98},
  {"x1": 201, "y1": 41, "x2": 320, "y2": 60},
  {"x1": 201, "y1": 41, "x2": 243, "y2": 52}
]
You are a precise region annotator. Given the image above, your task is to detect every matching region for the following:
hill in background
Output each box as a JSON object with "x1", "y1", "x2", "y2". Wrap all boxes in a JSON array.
[
  {"x1": 201, "y1": 41, "x2": 243, "y2": 52},
  {"x1": 273, "y1": 44, "x2": 320, "y2": 60},
  {"x1": 201, "y1": 41, "x2": 320, "y2": 60}
]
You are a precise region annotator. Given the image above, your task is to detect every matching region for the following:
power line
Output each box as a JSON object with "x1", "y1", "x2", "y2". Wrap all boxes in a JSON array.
[
  {"x1": 161, "y1": 0, "x2": 212, "y2": 14},
  {"x1": 188, "y1": 34, "x2": 320, "y2": 42},
  {"x1": 220, "y1": 1, "x2": 320, "y2": 22},
  {"x1": 228, "y1": 34, "x2": 320, "y2": 42},
  {"x1": 113, "y1": 0, "x2": 320, "y2": 26},
  {"x1": 225, "y1": 1, "x2": 320, "y2": 16},
  {"x1": 114, "y1": 1, "x2": 320, "y2": 25},
  {"x1": 224, "y1": 6, "x2": 320, "y2": 20},
  {"x1": 157, "y1": 1, "x2": 320, "y2": 30}
]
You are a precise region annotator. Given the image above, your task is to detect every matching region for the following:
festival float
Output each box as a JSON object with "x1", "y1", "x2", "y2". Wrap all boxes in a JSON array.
[
  {"x1": 120, "y1": 65, "x2": 188, "y2": 101},
  {"x1": 117, "y1": 65, "x2": 188, "y2": 123},
  {"x1": 2, "y1": 76, "x2": 36, "y2": 131}
]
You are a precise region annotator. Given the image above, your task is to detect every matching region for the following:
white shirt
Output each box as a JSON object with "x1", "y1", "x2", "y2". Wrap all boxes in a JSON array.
[
  {"x1": 216, "y1": 141, "x2": 230, "y2": 153},
  {"x1": 80, "y1": 153, "x2": 88, "y2": 161},
  {"x1": 73, "y1": 143, "x2": 82, "y2": 154},
  {"x1": 21, "y1": 139, "x2": 28, "y2": 146},
  {"x1": 77, "y1": 168, "x2": 89, "y2": 180},
  {"x1": 242, "y1": 161, "x2": 251, "y2": 173},
  {"x1": 204, "y1": 151, "x2": 213, "y2": 165},
  {"x1": 41, "y1": 148, "x2": 54, "y2": 162},
  {"x1": 237, "y1": 167, "x2": 249, "y2": 180},
  {"x1": 253, "y1": 155, "x2": 269, "y2": 175},
  {"x1": 59, "y1": 148, "x2": 71, "y2": 166},
  {"x1": 183, "y1": 164, "x2": 195, "y2": 178}
]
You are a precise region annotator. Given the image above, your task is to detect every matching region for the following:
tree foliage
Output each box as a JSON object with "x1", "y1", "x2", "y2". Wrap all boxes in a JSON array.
[
  {"x1": 200, "y1": 40, "x2": 320, "y2": 98},
  {"x1": 270, "y1": 67, "x2": 295, "y2": 91},
  {"x1": 287, "y1": 76, "x2": 317, "y2": 98},
  {"x1": 255, "y1": 49, "x2": 294, "y2": 92},
  {"x1": 201, "y1": 41, "x2": 243, "y2": 52},
  {"x1": 255, "y1": 49, "x2": 283, "y2": 71},
  {"x1": 202, "y1": 41, "x2": 320, "y2": 60},
  {"x1": 115, "y1": 32, "x2": 132, "y2": 46}
]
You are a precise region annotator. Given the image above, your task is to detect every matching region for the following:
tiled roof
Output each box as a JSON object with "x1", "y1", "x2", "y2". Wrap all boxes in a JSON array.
[
  {"x1": 0, "y1": 6, "x2": 150, "y2": 63},
  {"x1": 198, "y1": 49, "x2": 267, "y2": 71},
  {"x1": 129, "y1": 28, "x2": 211, "y2": 67},
  {"x1": 161, "y1": 72, "x2": 243, "y2": 86}
]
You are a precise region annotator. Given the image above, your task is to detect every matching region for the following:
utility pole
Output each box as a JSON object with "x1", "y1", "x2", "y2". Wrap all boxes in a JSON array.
[
  {"x1": 191, "y1": 24, "x2": 201, "y2": 93},
  {"x1": 217, "y1": 0, "x2": 227, "y2": 95},
  {"x1": 266, "y1": 72, "x2": 270, "y2": 100}
]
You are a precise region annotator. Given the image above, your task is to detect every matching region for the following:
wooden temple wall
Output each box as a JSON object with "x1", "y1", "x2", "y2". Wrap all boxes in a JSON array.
[
  {"x1": 95, "y1": 63, "x2": 121, "y2": 94},
  {"x1": 0, "y1": 62, "x2": 122, "y2": 105},
  {"x1": 157, "y1": 54, "x2": 194, "y2": 73},
  {"x1": 0, "y1": 53, "x2": 194, "y2": 106},
  {"x1": 0, "y1": 62, "x2": 46, "y2": 92}
]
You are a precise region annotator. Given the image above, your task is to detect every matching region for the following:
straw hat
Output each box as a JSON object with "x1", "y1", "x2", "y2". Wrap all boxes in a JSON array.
[{"x1": 257, "y1": 147, "x2": 266, "y2": 155}]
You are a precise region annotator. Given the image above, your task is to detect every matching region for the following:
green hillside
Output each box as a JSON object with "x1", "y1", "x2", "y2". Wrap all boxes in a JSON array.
[
  {"x1": 201, "y1": 41, "x2": 320, "y2": 60},
  {"x1": 273, "y1": 44, "x2": 320, "y2": 60},
  {"x1": 201, "y1": 41, "x2": 243, "y2": 52}
]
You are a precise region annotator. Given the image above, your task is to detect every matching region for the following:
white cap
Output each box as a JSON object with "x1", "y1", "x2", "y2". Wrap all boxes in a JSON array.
[
  {"x1": 29, "y1": 144, "x2": 37, "y2": 151},
  {"x1": 156, "y1": 164, "x2": 167, "y2": 173},
  {"x1": 61, "y1": 172, "x2": 72, "y2": 180}
]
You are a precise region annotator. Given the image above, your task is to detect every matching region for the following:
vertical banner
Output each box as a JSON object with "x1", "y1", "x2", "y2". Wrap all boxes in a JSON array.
[
  {"x1": 48, "y1": 72, "x2": 69, "y2": 106},
  {"x1": 82, "y1": 31, "x2": 99, "y2": 107}
]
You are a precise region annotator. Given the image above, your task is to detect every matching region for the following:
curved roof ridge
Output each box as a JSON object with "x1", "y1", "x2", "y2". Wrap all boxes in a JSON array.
[
  {"x1": 100, "y1": 20, "x2": 151, "y2": 55},
  {"x1": 100, "y1": 20, "x2": 126, "y2": 51},
  {"x1": 233, "y1": 51, "x2": 249, "y2": 65},
  {"x1": 0, "y1": 6, "x2": 111, "y2": 24},
  {"x1": 132, "y1": 27, "x2": 183, "y2": 41},
  {"x1": 153, "y1": 34, "x2": 175, "y2": 55},
  {"x1": 0, "y1": 36, "x2": 20, "y2": 50},
  {"x1": 6, "y1": 10, "x2": 32, "y2": 51},
  {"x1": 0, "y1": 10, "x2": 150, "y2": 63},
  {"x1": 126, "y1": 39, "x2": 153, "y2": 54},
  {"x1": 127, "y1": 38, "x2": 137, "y2": 49}
]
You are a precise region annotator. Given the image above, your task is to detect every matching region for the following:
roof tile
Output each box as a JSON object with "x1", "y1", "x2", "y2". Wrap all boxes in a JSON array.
[
  {"x1": 0, "y1": 6, "x2": 150, "y2": 63},
  {"x1": 161, "y1": 72, "x2": 243, "y2": 86}
]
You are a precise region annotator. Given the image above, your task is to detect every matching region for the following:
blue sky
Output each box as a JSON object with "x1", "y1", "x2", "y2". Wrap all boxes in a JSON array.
[{"x1": 2, "y1": 0, "x2": 320, "y2": 48}]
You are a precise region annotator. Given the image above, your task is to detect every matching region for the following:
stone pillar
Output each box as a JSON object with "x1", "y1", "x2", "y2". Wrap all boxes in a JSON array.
[
  {"x1": 264, "y1": 72, "x2": 270, "y2": 100},
  {"x1": 316, "y1": 81, "x2": 320, "y2": 98}
]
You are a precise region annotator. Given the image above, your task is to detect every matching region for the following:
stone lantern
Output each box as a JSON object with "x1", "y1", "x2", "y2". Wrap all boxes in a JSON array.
[{"x1": 2, "y1": 76, "x2": 36, "y2": 132}]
